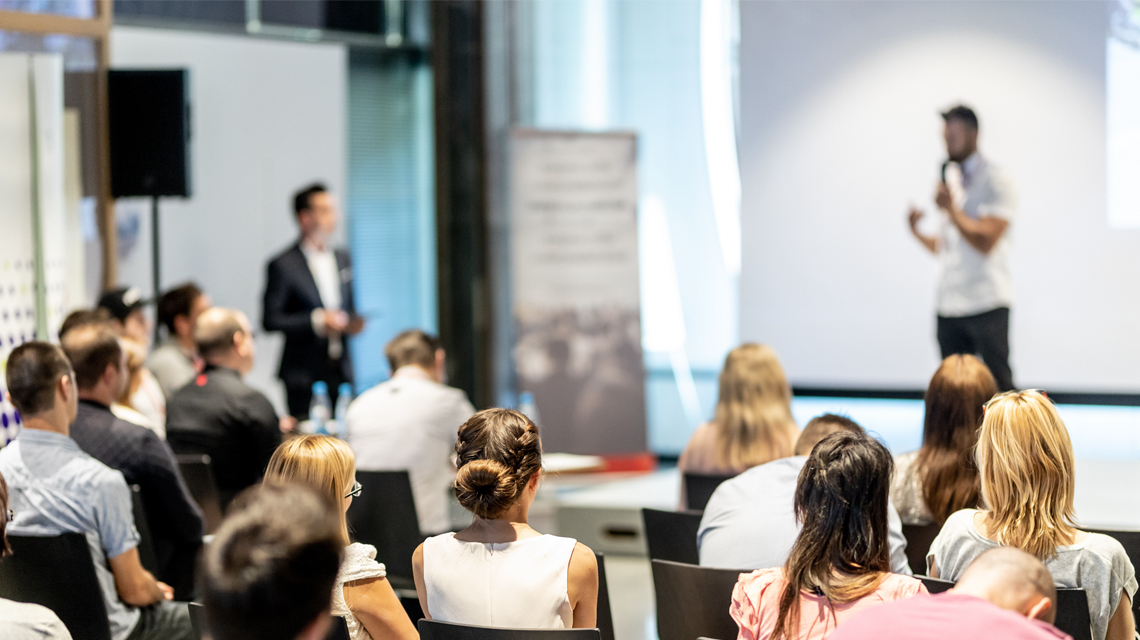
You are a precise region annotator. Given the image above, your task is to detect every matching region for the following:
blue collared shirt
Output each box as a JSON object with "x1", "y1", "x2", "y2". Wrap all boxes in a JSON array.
[{"x1": 0, "y1": 429, "x2": 141, "y2": 640}]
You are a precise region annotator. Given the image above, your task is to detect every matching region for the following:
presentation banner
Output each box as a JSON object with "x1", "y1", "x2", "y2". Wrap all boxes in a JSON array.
[{"x1": 510, "y1": 130, "x2": 647, "y2": 455}]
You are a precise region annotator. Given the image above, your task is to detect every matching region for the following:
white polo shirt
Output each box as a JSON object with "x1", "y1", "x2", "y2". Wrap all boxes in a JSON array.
[{"x1": 937, "y1": 153, "x2": 1017, "y2": 317}]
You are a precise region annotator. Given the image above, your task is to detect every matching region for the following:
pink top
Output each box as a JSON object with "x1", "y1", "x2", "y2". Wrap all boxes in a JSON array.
[
  {"x1": 730, "y1": 568, "x2": 926, "y2": 640},
  {"x1": 828, "y1": 592, "x2": 1071, "y2": 640}
]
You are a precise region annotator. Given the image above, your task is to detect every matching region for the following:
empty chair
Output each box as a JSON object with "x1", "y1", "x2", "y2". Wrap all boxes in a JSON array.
[
  {"x1": 418, "y1": 620, "x2": 601, "y2": 640},
  {"x1": 650, "y1": 559, "x2": 742, "y2": 640},
  {"x1": 595, "y1": 552, "x2": 614, "y2": 640},
  {"x1": 176, "y1": 454, "x2": 226, "y2": 534},
  {"x1": 683, "y1": 473, "x2": 736, "y2": 511},
  {"x1": 1055, "y1": 589, "x2": 1093, "y2": 640},
  {"x1": 345, "y1": 470, "x2": 425, "y2": 589},
  {"x1": 902, "y1": 523, "x2": 942, "y2": 576},
  {"x1": 0, "y1": 533, "x2": 111, "y2": 640},
  {"x1": 641, "y1": 508, "x2": 701, "y2": 565}
]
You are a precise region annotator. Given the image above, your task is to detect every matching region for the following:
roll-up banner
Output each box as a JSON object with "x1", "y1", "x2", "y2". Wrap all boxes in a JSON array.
[{"x1": 510, "y1": 129, "x2": 647, "y2": 455}]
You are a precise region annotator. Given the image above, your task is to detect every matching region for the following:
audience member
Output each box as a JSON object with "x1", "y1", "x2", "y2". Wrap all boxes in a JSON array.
[
  {"x1": 0, "y1": 470, "x2": 73, "y2": 640},
  {"x1": 730, "y1": 430, "x2": 925, "y2": 640},
  {"x1": 831, "y1": 547, "x2": 1067, "y2": 640},
  {"x1": 678, "y1": 344, "x2": 799, "y2": 476},
  {"x1": 58, "y1": 307, "x2": 112, "y2": 340},
  {"x1": 345, "y1": 329, "x2": 475, "y2": 534},
  {"x1": 892, "y1": 354, "x2": 996, "y2": 525},
  {"x1": 929, "y1": 390, "x2": 1136, "y2": 640},
  {"x1": 413, "y1": 409, "x2": 599, "y2": 628},
  {"x1": 114, "y1": 339, "x2": 165, "y2": 438},
  {"x1": 264, "y1": 435, "x2": 417, "y2": 640},
  {"x1": 699, "y1": 414, "x2": 911, "y2": 574},
  {"x1": 166, "y1": 308, "x2": 283, "y2": 508},
  {"x1": 148, "y1": 283, "x2": 209, "y2": 398},
  {"x1": 0, "y1": 342, "x2": 193, "y2": 640},
  {"x1": 60, "y1": 324, "x2": 204, "y2": 600},
  {"x1": 199, "y1": 482, "x2": 343, "y2": 640},
  {"x1": 98, "y1": 287, "x2": 167, "y2": 429}
]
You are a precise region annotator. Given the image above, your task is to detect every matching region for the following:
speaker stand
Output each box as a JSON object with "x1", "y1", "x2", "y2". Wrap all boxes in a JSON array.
[{"x1": 151, "y1": 195, "x2": 161, "y2": 344}]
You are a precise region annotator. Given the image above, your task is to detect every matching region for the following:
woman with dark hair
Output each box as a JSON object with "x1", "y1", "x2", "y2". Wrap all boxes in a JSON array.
[
  {"x1": 891, "y1": 354, "x2": 997, "y2": 525},
  {"x1": 730, "y1": 431, "x2": 925, "y2": 640},
  {"x1": 0, "y1": 471, "x2": 73, "y2": 639},
  {"x1": 412, "y1": 408, "x2": 599, "y2": 629}
]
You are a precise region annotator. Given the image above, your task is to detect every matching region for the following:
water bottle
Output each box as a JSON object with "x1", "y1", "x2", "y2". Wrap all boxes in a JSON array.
[
  {"x1": 333, "y1": 383, "x2": 353, "y2": 439},
  {"x1": 517, "y1": 391, "x2": 541, "y2": 426},
  {"x1": 309, "y1": 381, "x2": 331, "y2": 435}
]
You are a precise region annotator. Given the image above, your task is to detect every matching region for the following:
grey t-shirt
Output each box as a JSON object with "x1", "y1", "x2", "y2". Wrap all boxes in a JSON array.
[
  {"x1": 697, "y1": 456, "x2": 913, "y2": 574},
  {"x1": 930, "y1": 509, "x2": 1138, "y2": 640},
  {"x1": 0, "y1": 598, "x2": 73, "y2": 640}
]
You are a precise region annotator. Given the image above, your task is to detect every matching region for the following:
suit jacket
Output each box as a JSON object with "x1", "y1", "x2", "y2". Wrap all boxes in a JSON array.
[{"x1": 262, "y1": 242, "x2": 356, "y2": 387}]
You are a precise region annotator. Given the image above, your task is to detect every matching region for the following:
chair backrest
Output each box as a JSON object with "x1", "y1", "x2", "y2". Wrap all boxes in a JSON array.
[
  {"x1": 327, "y1": 616, "x2": 351, "y2": 640},
  {"x1": 346, "y1": 470, "x2": 424, "y2": 584},
  {"x1": 918, "y1": 576, "x2": 954, "y2": 594},
  {"x1": 418, "y1": 620, "x2": 601, "y2": 640},
  {"x1": 642, "y1": 508, "x2": 702, "y2": 565},
  {"x1": 901, "y1": 523, "x2": 942, "y2": 576},
  {"x1": 188, "y1": 602, "x2": 205, "y2": 640},
  {"x1": 1055, "y1": 589, "x2": 1093, "y2": 640},
  {"x1": 650, "y1": 559, "x2": 742, "y2": 640},
  {"x1": 0, "y1": 533, "x2": 112, "y2": 640},
  {"x1": 1087, "y1": 528, "x2": 1140, "y2": 630},
  {"x1": 175, "y1": 454, "x2": 225, "y2": 534},
  {"x1": 130, "y1": 484, "x2": 160, "y2": 574},
  {"x1": 595, "y1": 552, "x2": 614, "y2": 640},
  {"x1": 683, "y1": 473, "x2": 735, "y2": 511}
]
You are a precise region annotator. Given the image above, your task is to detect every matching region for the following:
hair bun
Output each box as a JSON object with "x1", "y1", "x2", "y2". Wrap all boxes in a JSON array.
[{"x1": 453, "y1": 458, "x2": 517, "y2": 519}]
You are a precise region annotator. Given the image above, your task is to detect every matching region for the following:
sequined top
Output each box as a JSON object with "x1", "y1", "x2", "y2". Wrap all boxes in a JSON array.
[{"x1": 890, "y1": 451, "x2": 935, "y2": 526}]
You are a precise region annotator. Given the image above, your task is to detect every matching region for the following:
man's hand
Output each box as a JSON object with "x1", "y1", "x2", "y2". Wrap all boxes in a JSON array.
[
  {"x1": 157, "y1": 581, "x2": 175, "y2": 601},
  {"x1": 935, "y1": 182, "x2": 953, "y2": 211},
  {"x1": 908, "y1": 206, "x2": 924, "y2": 231},
  {"x1": 279, "y1": 415, "x2": 298, "y2": 433},
  {"x1": 908, "y1": 206, "x2": 937, "y2": 254},
  {"x1": 322, "y1": 309, "x2": 350, "y2": 334},
  {"x1": 345, "y1": 315, "x2": 366, "y2": 336}
]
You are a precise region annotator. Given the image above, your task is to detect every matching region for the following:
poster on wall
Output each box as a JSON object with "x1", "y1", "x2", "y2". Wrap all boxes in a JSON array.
[{"x1": 510, "y1": 130, "x2": 647, "y2": 455}]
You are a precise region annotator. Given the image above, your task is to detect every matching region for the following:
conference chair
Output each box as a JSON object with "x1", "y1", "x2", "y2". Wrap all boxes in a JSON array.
[
  {"x1": 130, "y1": 484, "x2": 160, "y2": 574},
  {"x1": 595, "y1": 552, "x2": 615, "y2": 640},
  {"x1": 682, "y1": 472, "x2": 736, "y2": 511},
  {"x1": 918, "y1": 576, "x2": 954, "y2": 594},
  {"x1": 419, "y1": 620, "x2": 601, "y2": 640},
  {"x1": 175, "y1": 454, "x2": 225, "y2": 534},
  {"x1": 650, "y1": 559, "x2": 743, "y2": 640},
  {"x1": 642, "y1": 508, "x2": 702, "y2": 565},
  {"x1": 901, "y1": 523, "x2": 942, "y2": 576},
  {"x1": 346, "y1": 470, "x2": 425, "y2": 589},
  {"x1": 0, "y1": 532, "x2": 112, "y2": 640},
  {"x1": 1087, "y1": 528, "x2": 1140, "y2": 630},
  {"x1": 187, "y1": 602, "x2": 351, "y2": 640},
  {"x1": 1055, "y1": 589, "x2": 1093, "y2": 640}
]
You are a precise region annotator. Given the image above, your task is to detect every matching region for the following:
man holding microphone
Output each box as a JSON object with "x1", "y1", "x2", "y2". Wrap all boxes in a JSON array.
[{"x1": 909, "y1": 105, "x2": 1016, "y2": 391}]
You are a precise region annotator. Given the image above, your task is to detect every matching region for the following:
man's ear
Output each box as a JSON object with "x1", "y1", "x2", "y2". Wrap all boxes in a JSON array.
[
  {"x1": 58, "y1": 374, "x2": 73, "y2": 402},
  {"x1": 1026, "y1": 595, "x2": 1053, "y2": 623}
]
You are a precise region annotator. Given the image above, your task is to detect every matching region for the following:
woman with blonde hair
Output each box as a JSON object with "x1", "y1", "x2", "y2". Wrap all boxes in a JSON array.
[
  {"x1": 679, "y1": 344, "x2": 799, "y2": 475},
  {"x1": 264, "y1": 435, "x2": 417, "y2": 640},
  {"x1": 891, "y1": 354, "x2": 997, "y2": 525},
  {"x1": 412, "y1": 408, "x2": 599, "y2": 629},
  {"x1": 929, "y1": 390, "x2": 1137, "y2": 640}
]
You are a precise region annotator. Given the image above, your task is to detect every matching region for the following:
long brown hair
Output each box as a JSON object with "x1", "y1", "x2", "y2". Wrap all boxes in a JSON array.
[
  {"x1": 772, "y1": 430, "x2": 894, "y2": 640},
  {"x1": 916, "y1": 354, "x2": 997, "y2": 523},
  {"x1": 712, "y1": 344, "x2": 798, "y2": 471}
]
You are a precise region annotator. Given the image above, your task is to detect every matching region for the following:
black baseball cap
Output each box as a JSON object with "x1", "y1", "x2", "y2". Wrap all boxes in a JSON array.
[{"x1": 97, "y1": 286, "x2": 150, "y2": 322}]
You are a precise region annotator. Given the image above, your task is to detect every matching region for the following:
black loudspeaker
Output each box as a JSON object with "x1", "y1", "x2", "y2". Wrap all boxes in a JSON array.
[{"x1": 108, "y1": 69, "x2": 191, "y2": 198}]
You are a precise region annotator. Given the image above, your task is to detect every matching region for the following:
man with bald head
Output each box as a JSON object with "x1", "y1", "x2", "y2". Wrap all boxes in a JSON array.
[
  {"x1": 831, "y1": 547, "x2": 1068, "y2": 640},
  {"x1": 166, "y1": 308, "x2": 283, "y2": 508}
]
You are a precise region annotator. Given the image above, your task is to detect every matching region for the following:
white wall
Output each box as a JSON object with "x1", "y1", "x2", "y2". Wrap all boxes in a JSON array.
[
  {"x1": 739, "y1": 1, "x2": 1140, "y2": 392},
  {"x1": 111, "y1": 27, "x2": 347, "y2": 410}
]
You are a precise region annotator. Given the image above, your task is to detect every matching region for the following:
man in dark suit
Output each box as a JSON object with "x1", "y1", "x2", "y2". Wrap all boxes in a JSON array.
[{"x1": 262, "y1": 183, "x2": 364, "y2": 418}]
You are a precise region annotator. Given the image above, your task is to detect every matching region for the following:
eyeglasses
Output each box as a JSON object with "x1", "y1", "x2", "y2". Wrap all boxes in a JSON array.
[
  {"x1": 6, "y1": 509, "x2": 14, "y2": 523},
  {"x1": 345, "y1": 481, "x2": 362, "y2": 499}
]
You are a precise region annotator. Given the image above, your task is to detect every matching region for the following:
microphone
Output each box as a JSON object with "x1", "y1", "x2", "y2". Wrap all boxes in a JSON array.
[{"x1": 940, "y1": 160, "x2": 951, "y2": 184}]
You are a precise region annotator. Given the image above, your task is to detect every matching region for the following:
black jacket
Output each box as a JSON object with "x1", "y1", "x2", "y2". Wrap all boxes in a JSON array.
[{"x1": 261, "y1": 242, "x2": 356, "y2": 387}]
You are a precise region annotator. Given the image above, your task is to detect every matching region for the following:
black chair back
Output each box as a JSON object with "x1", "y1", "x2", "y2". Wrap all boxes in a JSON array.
[
  {"x1": 419, "y1": 620, "x2": 601, "y2": 640},
  {"x1": 901, "y1": 523, "x2": 942, "y2": 576},
  {"x1": 188, "y1": 602, "x2": 205, "y2": 640},
  {"x1": 129, "y1": 484, "x2": 160, "y2": 574},
  {"x1": 346, "y1": 470, "x2": 425, "y2": 588},
  {"x1": 642, "y1": 508, "x2": 702, "y2": 565},
  {"x1": 1055, "y1": 589, "x2": 1093, "y2": 640},
  {"x1": 650, "y1": 559, "x2": 742, "y2": 640},
  {"x1": 1088, "y1": 528, "x2": 1140, "y2": 630},
  {"x1": 918, "y1": 576, "x2": 954, "y2": 594},
  {"x1": 175, "y1": 454, "x2": 225, "y2": 534},
  {"x1": 683, "y1": 473, "x2": 735, "y2": 511},
  {"x1": 595, "y1": 552, "x2": 615, "y2": 640},
  {"x1": 0, "y1": 533, "x2": 112, "y2": 640},
  {"x1": 327, "y1": 616, "x2": 351, "y2": 640}
]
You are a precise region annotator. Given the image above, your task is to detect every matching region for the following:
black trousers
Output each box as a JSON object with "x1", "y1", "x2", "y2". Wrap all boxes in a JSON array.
[
  {"x1": 937, "y1": 307, "x2": 1014, "y2": 391},
  {"x1": 285, "y1": 367, "x2": 348, "y2": 420}
]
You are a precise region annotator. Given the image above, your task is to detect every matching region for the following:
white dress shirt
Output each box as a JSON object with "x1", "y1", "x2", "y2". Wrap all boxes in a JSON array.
[{"x1": 300, "y1": 239, "x2": 344, "y2": 359}]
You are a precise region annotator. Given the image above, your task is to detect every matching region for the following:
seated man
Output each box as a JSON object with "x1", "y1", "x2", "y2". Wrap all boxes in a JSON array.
[
  {"x1": 0, "y1": 342, "x2": 192, "y2": 640},
  {"x1": 831, "y1": 547, "x2": 1067, "y2": 640},
  {"x1": 166, "y1": 308, "x2": 282, "y2": 508},
  {"x1": 148, "y1": 282, "x2": 209, "y2": 398},
  {"x1": 698, "y1": 413, "x2": 911, "y2": 573},
  {"x1": 344, "y1": 329, "x2": 475, "y2": 534},
  {"x1": 60, "y1": 324, "x2": 204, "y2": 599},
  {"x1": 199, "y1": 483, "x2": 343, "y2": 640}
]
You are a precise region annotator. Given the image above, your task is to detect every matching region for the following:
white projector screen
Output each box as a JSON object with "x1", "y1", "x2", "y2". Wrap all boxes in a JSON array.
[{"x1": 739, "y1": 0, "x2": 1140, "y2": 392}]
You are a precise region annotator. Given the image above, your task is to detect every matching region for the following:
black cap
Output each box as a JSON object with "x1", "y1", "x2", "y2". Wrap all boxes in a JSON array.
[
  {"x1": 941, "y1": 105, "x2": 979, "y2": 130},
  {"x1": 97, "y1": 286, "x2": 149, "y2": 322}
]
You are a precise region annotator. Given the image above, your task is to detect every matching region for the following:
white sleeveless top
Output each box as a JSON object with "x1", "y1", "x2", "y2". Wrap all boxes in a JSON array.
[
  {"x1": 423, "y1": 533, "x2": 577, "y2": 629},
  {"x1": 331, "y1": 543, "x2": 389, "y2": 640}
]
